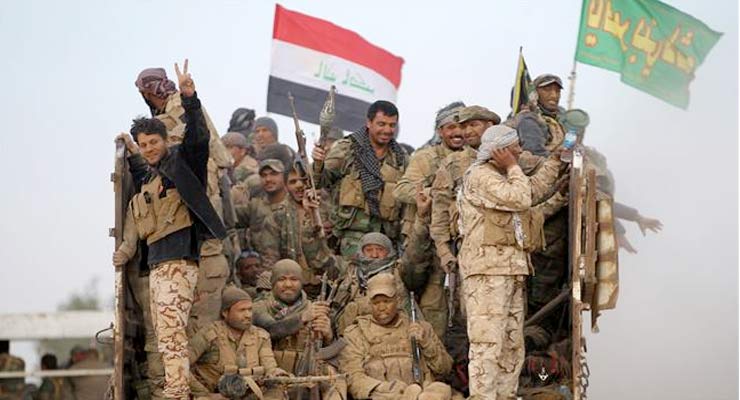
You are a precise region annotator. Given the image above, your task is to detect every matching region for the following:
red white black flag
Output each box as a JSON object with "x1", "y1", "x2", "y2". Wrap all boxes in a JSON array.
[{"x1": 267, "y1": 4, "x2": 404, "y2": 132}]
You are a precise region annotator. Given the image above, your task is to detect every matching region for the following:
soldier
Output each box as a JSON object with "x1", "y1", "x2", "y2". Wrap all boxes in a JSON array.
[
  {"x1": 68, "y1": 348, "x2": 109, "y2": 400},
  {"x1": 252, "y1": 260, "x2": 344, "y2": 399},
  {"x1": 222, "y1": 131, "x2": 259, "y2": 186},
  {"x1": 394, "y1": 101, "x2": 466, "y2": 339},
  {"x1": 114, "y1": 61, "x2": 226, "y2": 400},
  {"x1": 457, "y1": 126, "x2": 565, "y2": 400},
  {"x1": 0, "y1": 344, "x2": 33, "y2": 400},
  {"x1": 430, "y1": 105, "x2": 501, "y2": 278},
  {"x1": 312, "y1": 232, "x2": 424, "y2": 335},
  {"x1": 227, "y1": 107, "x2": 256, "y2": 140},
  {"x1": 236, "y1": 250, "x2": 264, "y2": 298},
  {"x1": 188, "y1": 286, "x2": 288, "y2": 399},
  {"x1": 252, "y1": 116, "x2": 280, "y2": 154},
  {"x1": 514, "y1": 74, "x2": 565, "y2": 156},
  {"x1": 36, "y1": 354, "x2": 74, "y2": 400},
  {"x1": 339, "y1": 273, "x2": 456, "y2": 400},
  {"x1": 135, "y1": 65, "x2": 235, "y2": 340},
  {"x1": 312, "y1": 101, "x2": 409, "y2": 256},
  {"x1": 235, "y1": 159, "x2": 287, "y2": 267}
]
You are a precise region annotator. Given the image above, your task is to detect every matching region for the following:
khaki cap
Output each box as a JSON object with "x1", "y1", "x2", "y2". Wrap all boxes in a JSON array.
[
  {"x1": 258, "y1": 158, "x2": 285, "y2": 173},
  {"x1": 533, "y1": 74, "x2": 563, "y2": 89},
  {"x1": 455, "y1": 105, "x2": 501, "y2": 125},
  {"x1": 222, "y1": 132, "x2": 249, "y2": 148},
  {"x1": 367, "y1": 273, "x2": 397, "y2": 299}
]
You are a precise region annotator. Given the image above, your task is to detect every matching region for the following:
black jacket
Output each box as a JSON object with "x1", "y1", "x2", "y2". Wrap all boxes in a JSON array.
[{"x1": 129, "y1": 93, "x2": 226, "y2": 264}]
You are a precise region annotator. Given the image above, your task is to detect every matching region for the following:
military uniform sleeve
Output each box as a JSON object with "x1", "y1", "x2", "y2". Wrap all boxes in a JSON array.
[
  {"x1": 393, "y1": 151, "x2": 432, "y2": 205},
  {"x1": 252, "y1": 301, "x2": 305, "y2": 342},
  {"x1": 127, "y1": 153, "x2": 149, "y2": 190},
  {"x1": 518, "y1": 115, "x2": 550, "y2": 157},
  {"x1": 255, "y1": 328, "x2": 279, "y2": 373},
  {"x1": 418, "y1": 321, "x2": 453, "y2": 376},
  {"x1": 430, "y1": 166, "x2": 454, "y2": 259},
  {"x1": 188, "y1": 327, "x2": 216, "y2": 397},
  {"x1": 399, "y1": 217, "x2": 435, "y2": 292},
  {"x1": 535, "y1": 192, "x2": 568, "y2": 219},
  {"x1": 315, "y1": 139, "x2": 351, "y2": 190},
  {"x1": 529, "y1": 158, "x2": 562, "y2": 201},
  {"x1": 117, "y1": 204, "x2": 139, "y2": 260},
  {"x1": 465, "y1": 165, "x2": 532, "y2": 211},
  {"x1": 339, "y1": 325, "x2": 383, "y2": 399}
]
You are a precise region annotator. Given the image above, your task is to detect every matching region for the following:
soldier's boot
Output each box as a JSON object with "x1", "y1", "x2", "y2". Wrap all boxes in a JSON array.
[
  {"x1": 187, "y1": 241, "x2": 229, "y2": 337},
  {"x1": 419, "y1": 264, "x2": 448, "y2": 339},
  {"x1": 146, "y1": 352, "x2": 166, "y2": 400}
]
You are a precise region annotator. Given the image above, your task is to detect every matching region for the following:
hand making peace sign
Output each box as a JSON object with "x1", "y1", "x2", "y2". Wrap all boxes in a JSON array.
[{"x1": 174, "y1": 59, "x2": 195, "y2": 98}]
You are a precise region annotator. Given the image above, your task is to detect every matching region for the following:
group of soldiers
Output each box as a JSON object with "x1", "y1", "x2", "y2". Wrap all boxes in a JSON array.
[{"x1": 104, "y1": 58, "x2": 660, "y2": 400}]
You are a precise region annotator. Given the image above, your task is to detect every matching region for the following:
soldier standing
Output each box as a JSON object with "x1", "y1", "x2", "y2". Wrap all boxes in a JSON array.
[
  {"x1": 394, "y1": 101, "x2": 466, "y2": 339},
  {"x1": 457, "y1": 126, "x2": 565, "y2": 400},
  {"x1": 188, "y1": 287, "x2": 288, "y2": 399},
  {"x1": 221, "y1": 131, "x2": 259, "y2": 186},
  {"x1": 235, "y1": 159, "x2": 288, "y2": 267},
  {"x1": 252, "y1": 117, "x2": 280, "y2": 154},
  {"x1": 114, "y1": 61, "x2": 226, "y2": 400},
  {"x1": 312, "y1": 101, "x2": 408, "y2": 256},
  {"x1": 339, "y1": 273, "x2": 456, "y2": 400},
  {"x1": 134, "y1": 65, "x2": 235, "y2": 340}
]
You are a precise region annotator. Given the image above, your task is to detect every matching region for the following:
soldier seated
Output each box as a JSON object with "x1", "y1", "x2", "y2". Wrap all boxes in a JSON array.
[
  {"x1": 326, "y1": 233, "x2": 414, "y2": 335},
  {"x1": 188, "y1": 286, "x2": 288, "y2": 400},
  {"x1": 339, "y1": 274, "x2": 459, "y2": 400},
  {"x1": 236, "y1": 250, "x2": 265, "y2": 299},
  {"x1": 252, "y1": 259, "x2": 345, "y2": 399}
]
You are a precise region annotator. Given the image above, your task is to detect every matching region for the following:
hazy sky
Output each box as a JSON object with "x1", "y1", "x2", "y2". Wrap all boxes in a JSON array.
[{"x1": 0, "y1": 1, "x2": 736, "y2": 398}]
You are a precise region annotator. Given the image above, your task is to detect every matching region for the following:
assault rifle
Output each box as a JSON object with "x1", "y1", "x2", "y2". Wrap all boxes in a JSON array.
[
  {"x1": 446, "y1": 240, "x2": 459, "y2": 328},
  {"x1": 218, "y1": 368, "x2": 346, "y2": 400},
  {"x1": 287, "y1": 92, "x2": 325, "y2": 238},
  {"x1": 409, "y1": 292, "x2": 424, "y2": 385}
]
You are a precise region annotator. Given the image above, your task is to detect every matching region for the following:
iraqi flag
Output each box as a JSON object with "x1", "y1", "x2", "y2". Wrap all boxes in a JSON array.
[{"x1": 267, "y1": 4, "x2": 404, "y2": 132}]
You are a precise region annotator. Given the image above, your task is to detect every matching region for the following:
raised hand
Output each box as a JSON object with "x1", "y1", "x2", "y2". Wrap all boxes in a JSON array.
[
  {"x1": 174, "y1": 59, "x2": 195, "y2": 97},
  {"x1": 637, "y1": 215, "x2": 663, "y2": 236}
]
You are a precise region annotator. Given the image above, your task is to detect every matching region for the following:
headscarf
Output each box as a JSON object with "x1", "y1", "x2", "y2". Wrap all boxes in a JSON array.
[
  {"x1": 356, "y1": 233, "x2": 397, "y2": 290},
  {"x1": 134, "y1": 68, "x2": 177, "y2": 100},
  {"x1": 254, "y1": 117, "x2": 279, "y2": 140},
  {"x1": 475, "y1": 125, "x2": 519, "y2": 165},
  {"x1": 349, "y1": 128, "x2": 406, "y2": 217}
]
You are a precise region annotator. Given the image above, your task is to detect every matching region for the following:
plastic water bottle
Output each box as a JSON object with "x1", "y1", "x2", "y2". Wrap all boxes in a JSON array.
[{"x1": 560, "y1": 129, "x2": 578, "y2": 163}]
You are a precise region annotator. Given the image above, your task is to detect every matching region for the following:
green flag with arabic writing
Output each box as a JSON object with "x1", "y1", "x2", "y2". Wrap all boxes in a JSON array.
[{"x1": 575, "y1": 0, "x2": 722, "y2": 108}]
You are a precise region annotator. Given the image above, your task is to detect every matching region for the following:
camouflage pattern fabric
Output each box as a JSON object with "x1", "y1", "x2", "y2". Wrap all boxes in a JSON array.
[
  {"x1": 149, "y1": 259, "x2": 198, "y2": 399},
  {"x1": 187, "y1": 239, "x2": 230, "y2": 338},
  {"x1": 463, "y1": 275, "x2": 526, "y2": 400},
  {"x1": 339, "y1": 314, "x2": 454, "y2": 400}
]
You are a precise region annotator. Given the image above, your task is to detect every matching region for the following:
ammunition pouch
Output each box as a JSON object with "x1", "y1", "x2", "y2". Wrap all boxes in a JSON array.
[
  {"x1": 131, "y1": 175, "x2": 193, "y2": 245},
  {"x1": 482, "y1": 209, "x2": 544, "y2": 252}
]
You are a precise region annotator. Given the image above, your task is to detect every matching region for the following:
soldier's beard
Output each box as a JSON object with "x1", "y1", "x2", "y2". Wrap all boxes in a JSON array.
[{"x1": 227, "y1": 317, "x2": 252, "y2": 331}]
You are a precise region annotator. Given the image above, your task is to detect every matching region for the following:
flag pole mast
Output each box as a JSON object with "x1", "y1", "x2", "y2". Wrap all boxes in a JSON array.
[{"x1": 566, "y1": 60, "x2": 577, "y2": 110}]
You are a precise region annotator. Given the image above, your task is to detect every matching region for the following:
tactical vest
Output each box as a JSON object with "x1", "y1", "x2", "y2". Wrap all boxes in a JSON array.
[
  {"x1": 481, "y1": 208, "x2": 545, "y2": 253},
  {"x1": 336, "y1": 157, "x2": 404, "y2": 223},
  {"x1": 273, "y1": 324, "x2": 310, "y2": 374},
  {"x1": 354, "y1": 316, "x2": 428, "y2": 385},
  {"x1": 130, "y1": 174, "x2": 193, "y2": 245},
  {"x1": 192, "y1": 322, "x2": 263, "y2": 392}
]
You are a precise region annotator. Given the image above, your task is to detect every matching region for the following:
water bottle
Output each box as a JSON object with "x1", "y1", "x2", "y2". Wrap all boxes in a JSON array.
[{"x1": 560, "y1": 129, "x2": 578, "y2": 163}]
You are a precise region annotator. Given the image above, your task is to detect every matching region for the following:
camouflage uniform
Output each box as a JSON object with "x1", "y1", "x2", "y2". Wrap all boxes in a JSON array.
[
  {"x1": 394, "y1": 142, "x2": 459, "y2": 339},
  {"x1": 457, "y1": 127, "x2": 562, "y2": 400},
  {"x1": 272, "y1": 199, "x2": 328, "y2": 298},
  {"x1": 339, "y1": 273, "x2": 455, "y2": 400},
  {"x1": 157, "y1": 91, "x2": 235, "y2": 342},
  {"x1": 235, "y1": 193, "x2": 282, "y2": 267},
  {"x1": 188, "y1": 320, "x2": 282, "y2": 399},
  {"x1": 314, "y1": 134, "x2": 408, "y2": 256},
  {"x1": 0, "y1": 353, "x2": 31, "y2": 400}
]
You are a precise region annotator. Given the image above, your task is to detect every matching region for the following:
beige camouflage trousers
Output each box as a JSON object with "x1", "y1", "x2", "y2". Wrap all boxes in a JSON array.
[
  {"x1": 187, "y1": 240, "x2": 230, "y2": 337},
  {"x1": 150, "y1": 259, "x2": 198, "y2": 399},
  {"x1": 463, "y1": 274, "x2": 526, "y2": 400}
]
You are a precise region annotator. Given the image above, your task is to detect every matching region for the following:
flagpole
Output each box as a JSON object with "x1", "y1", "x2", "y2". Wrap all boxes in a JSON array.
[{"x1": 566, "y1": 59, "x2": 577, "y2": 110}]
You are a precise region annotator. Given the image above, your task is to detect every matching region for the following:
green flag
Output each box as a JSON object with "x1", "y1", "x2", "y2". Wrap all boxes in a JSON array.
[{"x1": 575, "y1": 0, "x2": 722, "y2": 108}]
